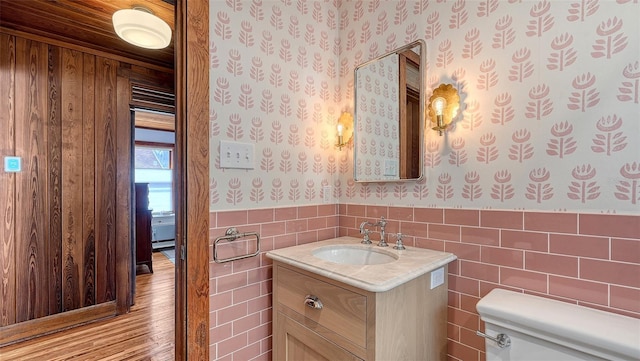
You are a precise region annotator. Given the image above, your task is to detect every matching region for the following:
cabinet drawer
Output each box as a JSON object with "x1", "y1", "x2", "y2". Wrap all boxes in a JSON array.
[
  {"x1": 276, "y1": 312, "x2": 363, "y2": 361},
  {"x1": 275, "y1": 265, "x2": 368, "y2": 348}
]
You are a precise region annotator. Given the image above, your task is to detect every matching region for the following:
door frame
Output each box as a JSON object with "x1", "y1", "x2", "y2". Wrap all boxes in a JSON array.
[{"x1": 175, "y1": 0, "x2": 210, "y2": 359}]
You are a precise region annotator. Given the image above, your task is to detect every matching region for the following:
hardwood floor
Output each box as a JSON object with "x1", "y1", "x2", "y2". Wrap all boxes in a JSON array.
[{"x1": 1, "y1": 252, "x2": 175, "y2": 360}]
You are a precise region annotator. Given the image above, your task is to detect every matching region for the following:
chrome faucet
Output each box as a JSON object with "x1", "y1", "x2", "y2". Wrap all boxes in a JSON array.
[
  {"x1": 393, "y1": 232, "x2": 406, "y2": 250},
  {"x1": 359, "y1": 221, "x2": 374, "y2": 244},
  {"x1": 374, "y1": 216, "x2": 388, "y2": 247},
  {"x1": 360, "y1": 217, "x2": 389, "y2": 246}
]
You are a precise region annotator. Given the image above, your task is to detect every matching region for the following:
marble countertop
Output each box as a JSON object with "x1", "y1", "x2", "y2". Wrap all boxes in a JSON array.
[{"x1": 266, "y1": 236, "x2": 457, "y2": 292}]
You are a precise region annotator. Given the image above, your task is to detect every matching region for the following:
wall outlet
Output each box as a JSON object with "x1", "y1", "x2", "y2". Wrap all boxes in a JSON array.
[
  {"x1": 322, "y1": 186, "x2": 332, "y2": 204},
  {"x1": 384, "y1": 159, "x2": 398, "y2": 176},
  {"x1": 430, "y1": 267, "x2": 445, "y2": 289},
  {"x1": 220, "y1": 140, "x2": 254, "y2": 169}
]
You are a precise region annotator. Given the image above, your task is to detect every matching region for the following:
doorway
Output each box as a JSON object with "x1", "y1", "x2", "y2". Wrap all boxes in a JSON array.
[
  {"x1": 130, "y1": 109, "x2": 176, "y2": 352},
  {"x1": 127, "y1": 83, "x2": 177, "y2": 281},
  {"x1": 133, "y1": 111, "x2": 177, "y2": 256},
  {"x1": 132, "y1": 111, "x2": 177, "y2": 273}
]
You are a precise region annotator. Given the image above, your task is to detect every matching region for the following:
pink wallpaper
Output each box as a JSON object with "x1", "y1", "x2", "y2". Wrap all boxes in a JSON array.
[
  {"x1": 208, "y1": 1, "x2": 639, "y2": 361},
  {"x1": 210, "y1": 0, "x2": 639, "y2": 214},
  {"x1": 209, "y1": 1, "x2": 342, "y2": 210},
  {"x1": 339, "y1": 0, "x2": 639, "y2": 214}
]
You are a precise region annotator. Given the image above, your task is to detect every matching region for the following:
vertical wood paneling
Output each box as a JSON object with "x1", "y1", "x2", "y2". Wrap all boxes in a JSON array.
[
  {"x1": 115, "y1": 74, "x2": 131, "y2": 314},
  {"x1": 0, "y1": 33, "x2": 17, "y2": 327},
  {"x1": 61, "y1": 48, "x2": 84, "y2": 311},
  {"x1": 14, "y1": 38, "x2": 50, "y2": 322},
  {"x1": 0, "y1": 30, "x2": 156, "y2": 342},
  {"x1": 94, "y1": 56, "x2": 117, "y2": 304},
  {"x1": 82, "y1": 53, "x2": 96, "y2": 307},
  {"x1": 47, "y1": 44, "x2": 63, "y2": 316}
]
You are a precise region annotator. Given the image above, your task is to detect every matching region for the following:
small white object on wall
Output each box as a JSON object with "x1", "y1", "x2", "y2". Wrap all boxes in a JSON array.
[
  {"x1": 384, "y1": 159, "x2": 398, "y2": 176},
  {"x1": 430, "y1": 267, "x2": 445, "y2": 289},
  {"x1": 220, "y1": 140, "x2": 255, "y2": 169},
  {"x1": 322, "y1": 186, "x2": 332, "y2": 203}
]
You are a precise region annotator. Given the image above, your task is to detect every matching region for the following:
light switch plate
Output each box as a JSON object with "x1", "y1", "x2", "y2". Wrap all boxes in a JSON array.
[
  {"x1": 4, "y1": 156, "x2": 22, "y2": 172},
  {"x1": 220, "y1": 140, "x2": 255, "y2": 169},
  {"x1": 430, "y1": 267, "x2": 445, "y2": 289}
]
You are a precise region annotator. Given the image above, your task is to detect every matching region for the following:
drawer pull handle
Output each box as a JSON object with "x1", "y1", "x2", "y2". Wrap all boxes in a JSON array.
[{"x1": 304, "y1": 295, "x2": 323, "y2": 310}]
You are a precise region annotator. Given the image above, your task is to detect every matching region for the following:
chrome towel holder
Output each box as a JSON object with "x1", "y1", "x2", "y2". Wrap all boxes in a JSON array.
[{"x1": 213, "y1": 227, "x2": 260, "y2": 263}]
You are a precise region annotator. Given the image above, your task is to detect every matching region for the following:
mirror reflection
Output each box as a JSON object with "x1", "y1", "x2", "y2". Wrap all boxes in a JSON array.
[{"x1": 354, "y1": 40, "x2": 425, "y2": 182}]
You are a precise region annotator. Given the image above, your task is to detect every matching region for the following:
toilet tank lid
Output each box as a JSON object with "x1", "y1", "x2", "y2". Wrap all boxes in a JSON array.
[{"x1": 477, "y1": 289, "x2": 640, "y2": 361}]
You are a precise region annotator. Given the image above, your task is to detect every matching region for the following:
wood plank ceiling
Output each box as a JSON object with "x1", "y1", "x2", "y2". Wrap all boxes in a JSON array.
[{"x1": 0, "y1": 0, "x2": 175, "y2": 70}]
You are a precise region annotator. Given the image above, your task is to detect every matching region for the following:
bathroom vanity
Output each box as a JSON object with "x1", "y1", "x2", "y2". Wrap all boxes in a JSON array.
[{"x1": 267, "y1": 237, "x2": 456, "y2": 361}]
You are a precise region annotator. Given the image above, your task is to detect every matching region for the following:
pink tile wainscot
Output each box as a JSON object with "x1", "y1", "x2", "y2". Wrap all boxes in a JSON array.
[{"x1": 209, "y1": 205, "x2": 640, "y2": 361}]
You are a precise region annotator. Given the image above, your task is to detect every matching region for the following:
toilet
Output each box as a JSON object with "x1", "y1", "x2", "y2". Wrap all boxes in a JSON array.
[{"x1": 476, "y1": 289, "x2": 640, "y2": 361}]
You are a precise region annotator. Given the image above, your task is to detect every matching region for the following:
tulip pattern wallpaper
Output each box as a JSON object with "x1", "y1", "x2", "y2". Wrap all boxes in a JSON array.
[
  {"x1": 210, "y1": 0, "x2": 342, "y2": 208},
  {"x1": 210, "y1": 0, "x2": 639, "y2": 215}
]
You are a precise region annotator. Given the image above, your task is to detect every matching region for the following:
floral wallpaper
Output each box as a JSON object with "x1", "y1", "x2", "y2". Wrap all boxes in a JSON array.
[
  {"x1": 210, "y1": 0, "x2": 639, "y2": 215},
  {"x1": 339, "y1": 0, "x2": 640, "y2": 214},
  {"x1": 209, "y1": 0, "x2": 342, "y2": 209}
]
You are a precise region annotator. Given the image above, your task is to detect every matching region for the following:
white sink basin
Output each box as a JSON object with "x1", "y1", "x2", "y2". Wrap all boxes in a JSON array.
[
  {"x1": 266, "y1": 236, "x2": 457, "y2": 292},
  {"x1": 312, "y1": 245, "x2": 398, "y2": 265}
]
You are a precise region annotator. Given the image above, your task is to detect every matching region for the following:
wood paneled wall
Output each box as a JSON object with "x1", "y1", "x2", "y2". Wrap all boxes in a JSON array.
[{"x1": 0, "y1": 32, "x2": 134, "y2": 343}]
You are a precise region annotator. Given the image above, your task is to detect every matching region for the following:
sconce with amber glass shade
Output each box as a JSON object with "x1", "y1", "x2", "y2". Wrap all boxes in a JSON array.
[
  {"x1": 428, "y1": 84, "x2": 460, "y2": 135},
  {"x1": 336, "y1": 112, "x2": 354, "y2": 150}
]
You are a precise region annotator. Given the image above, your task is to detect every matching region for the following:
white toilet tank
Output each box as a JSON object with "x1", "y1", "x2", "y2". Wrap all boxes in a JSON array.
[{"x1": 476, "y1": 289, "x2": 640, "y2": 361}]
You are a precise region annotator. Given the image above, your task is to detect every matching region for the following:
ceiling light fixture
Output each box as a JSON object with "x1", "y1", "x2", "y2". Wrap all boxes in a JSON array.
[{"x1": 112, "y1": 7, "x2": 172, "y2": 49}]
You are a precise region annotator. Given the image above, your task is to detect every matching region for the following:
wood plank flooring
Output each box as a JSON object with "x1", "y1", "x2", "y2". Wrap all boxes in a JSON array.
[{"x1": 0, "y1": 252, "x2": 175, "y2": 360}]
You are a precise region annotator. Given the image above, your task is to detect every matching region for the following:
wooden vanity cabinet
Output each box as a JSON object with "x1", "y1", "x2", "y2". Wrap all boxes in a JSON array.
[{"x1": 272, "y1": 261, "x2": 448, "y2": 361}]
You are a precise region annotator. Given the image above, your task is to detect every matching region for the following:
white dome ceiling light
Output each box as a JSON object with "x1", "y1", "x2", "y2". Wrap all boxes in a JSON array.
[{"x1": 112, "y1": 7, "x2": 172, "y2": 50}]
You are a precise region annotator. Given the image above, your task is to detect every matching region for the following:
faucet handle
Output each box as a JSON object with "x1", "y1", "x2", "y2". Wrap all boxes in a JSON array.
[
  {"x1": 361, "y1": 229, "x2": 372, "y2": 244},
  {"x1": 393, "y1": 233, "x2": 406, "y2": 250}
]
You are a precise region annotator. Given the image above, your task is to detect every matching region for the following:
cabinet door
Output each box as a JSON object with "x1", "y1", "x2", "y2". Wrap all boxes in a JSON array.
[{"x1": 275, "y1": 312, "x2": 363, "y2": 361}]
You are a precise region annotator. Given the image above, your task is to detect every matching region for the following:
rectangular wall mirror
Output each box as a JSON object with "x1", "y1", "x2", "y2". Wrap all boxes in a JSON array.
[{"x1": 354, "y1": 39, "x2": 425, "y2": 182}]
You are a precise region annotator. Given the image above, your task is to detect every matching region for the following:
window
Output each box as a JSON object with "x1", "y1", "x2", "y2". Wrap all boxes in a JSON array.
[{"x1": 135, "y1": 145, "x2": 173, "y2": 213}]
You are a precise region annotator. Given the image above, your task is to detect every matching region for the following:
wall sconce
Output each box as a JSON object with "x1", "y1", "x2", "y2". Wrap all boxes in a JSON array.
[
  {"x1": 336, "y1": 112, "x2": 353, "y2": 150},
  {"x1": 112, "y1": 7, "x2": 172, "y2": 49},
  {"x1": 428, "y1": 84, "x2": 460, "y2": 136}
]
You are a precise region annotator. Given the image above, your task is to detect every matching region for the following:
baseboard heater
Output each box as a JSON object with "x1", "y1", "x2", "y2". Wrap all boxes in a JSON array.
[{"x1": 152, "y1": 222, "x2": 175, "y2": 242}]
